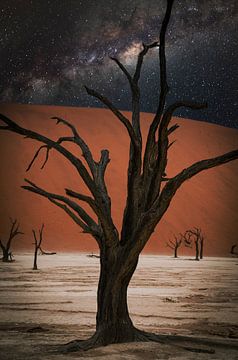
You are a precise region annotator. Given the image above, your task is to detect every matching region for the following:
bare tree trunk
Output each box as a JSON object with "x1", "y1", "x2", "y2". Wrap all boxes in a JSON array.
[
  {"x1": 95, "y1": 254, "x2": 136, "y2": 344},
  {"x1": 195, "y1": 240, "x2": 199, "y2": 261},
  {"x1": 0, "y1": 240, "x2": 8, "y2": 261},
  {"x1": 33, "y1": 247, "x2": 38, "y2": 270},
  {"x1": 200, "y1": 238, "x2": 204, "y2": 259},
  {"x1": 2, "y1": 248, "x2": 9, "y2": 262},
  {"x1": 65, "y1": 247, "x2": 150, "y2": 349},
  {"x1": 231, "y1": 244, "x2": 238, "y2": 256},
  {"x1": 32, "y1": 224, "x2": 44, "y2": 270},
  {"x1": 174, "y1": 246, "x2": 178, "y2": 258}
]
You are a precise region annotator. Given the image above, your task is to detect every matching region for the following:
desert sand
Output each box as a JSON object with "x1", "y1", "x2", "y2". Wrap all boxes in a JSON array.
[
  {"x1": 0, "y1": 253, "x2": 238, "y2": 359},
  {"x1": 0, "y1": 104, "x2": 238, "y2": 256}
]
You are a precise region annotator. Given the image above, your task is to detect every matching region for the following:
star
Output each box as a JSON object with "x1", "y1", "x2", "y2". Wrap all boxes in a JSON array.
[{"x1": 0, "y1": 1, "x2": 237, "y2": 128}]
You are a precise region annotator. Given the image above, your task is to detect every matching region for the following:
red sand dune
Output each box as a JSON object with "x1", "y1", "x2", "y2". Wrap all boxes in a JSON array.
[{"x1": 0, "y1": 103, "x2": 238, "y2": 256}]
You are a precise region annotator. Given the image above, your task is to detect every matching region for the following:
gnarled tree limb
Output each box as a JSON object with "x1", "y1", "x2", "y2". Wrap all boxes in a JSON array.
[
  {"x1": 148, "y1": 101, "x2": 207, "y2": 206},
  {"x1": 156, "y1": 149, "x2": 238, "y2": 217},
  {"x1": 143, "y1": 0, "x2": 175, "y2": 182},
  {"x1": 52, "y1": 116, "x2": 97, "y2": 176},
  {"x1": 84, "y1": 86, "x2": 139, "y2": 150},
  {"x1": 0, "y1": 113, "x2": 95, "y2": 195},
  {"x1": 22, "y1": 179, "x2": 99, "y2": 234},
  {"x1": 48, "y1": 198, "x2": 96, "y2": 237},
  {"x1": 0, "y1": 113, "x2": 119, "y2": 247}
]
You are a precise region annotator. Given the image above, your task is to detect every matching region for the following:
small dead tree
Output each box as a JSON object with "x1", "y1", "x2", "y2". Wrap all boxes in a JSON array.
[
  {"x1": 0, "y1": 0, "x2": 238, "y2": 350},
  {"x1": 166, "y1": 234, "x2": 182, "y2": 258},
  {"x1": 0, "y1": 218, "x2": 23, "y2": 262},
  {"x1": 183, "y1": 228, "x2": 204, "y2": 261},
  {"x1": 32, "y1": 224, "x2": 44, "y2": 270},
  {"x1": 230, "y1": 244, "x2": 238, "y2": 257},
  {"x1": 200, "y1": 232, "x2": 204, "y2": 259}
]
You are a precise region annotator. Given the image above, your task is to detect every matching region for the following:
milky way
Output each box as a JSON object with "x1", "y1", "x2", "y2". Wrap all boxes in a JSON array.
[{"x1": 0, "y1": 0, "x2": 237, "y2": 127}]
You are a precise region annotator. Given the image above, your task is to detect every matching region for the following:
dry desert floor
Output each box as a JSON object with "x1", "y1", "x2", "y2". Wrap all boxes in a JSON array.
[{"x1": 0, "y1": 254, "x2": 238, "y2": 359}]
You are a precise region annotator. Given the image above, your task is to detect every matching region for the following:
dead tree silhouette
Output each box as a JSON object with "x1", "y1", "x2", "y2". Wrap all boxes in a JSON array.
[
  {"x1": 230, "y1": 244, "x2": 238, "y2": 257},
  {"x1": 166, "y1": 234, "x2": 182, "y2": 258},
  {"x1": 32, "y1": 223, "x2": 56, "y2": 256},
  {"x1": 0, "y1": 218, "x2": 23, "y2": 262},
  {"x1": 32, "y1": 224, "x2": 44, "y2": 270},
  {"x1": 200, "y1": 232, "x2": 204, "y2": 259},
  {"x1": 0, "y1": 0, "x2": 238, "y2": 350},
  {"x1": 183, "y1": 228, "x2": 204, "y2": 260}
]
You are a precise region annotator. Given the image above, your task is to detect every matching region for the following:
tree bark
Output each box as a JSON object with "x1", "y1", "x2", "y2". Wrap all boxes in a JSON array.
[
  {"x1": 63, "y1": 246, "x2": 160, "y2": 351},
  {"x1": 200, "y1": 238, "x2": 204, "y2": 259},
  {"x1": 33, "y1": 247, "x2": 38, "y2": 270},
  {"x1": 195, "y1": 240, "x2": 199, "y2": 261},
  {"x1": 94, "y1": 247, "x2": 138, "y2": 344},
  {"x1": 174, "y1": 246, "x2": 178, "y2": 258},
  {"x1": 2, "y1": 248, "x2": 9, "y2": 262}
]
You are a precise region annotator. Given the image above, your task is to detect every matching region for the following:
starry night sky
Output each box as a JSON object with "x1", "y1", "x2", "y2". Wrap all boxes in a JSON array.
[{"x1": 0, "y1": 0, "x2": 237, "y2": 128}]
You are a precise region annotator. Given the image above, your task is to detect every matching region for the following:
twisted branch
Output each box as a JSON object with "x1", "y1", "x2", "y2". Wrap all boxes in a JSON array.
[
  {"x1": 143, "y1": 0, "x2": 175, "y2": 180},
  {"x1": 156, "y1": 149, "x2": 238, "y2": 215},
  {"x1": 22, "y1": 179, "x2": 100, "y2": 236},
  {"x1": 52, "y1": 116, "x2": 97, "y2": 176},
  {"x1": 0, "y1": 113, "x2": 95, "y2": 195},
  {"x1": 84, "y1": 86, "x2": 139, "y2": 151}
]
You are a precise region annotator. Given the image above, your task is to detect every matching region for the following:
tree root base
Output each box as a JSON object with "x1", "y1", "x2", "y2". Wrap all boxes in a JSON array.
[
  {"x1": 59, "y1": 327, "x2": 162, "y2": 353},
  {"x1": 57, "y1": 327, "x2": 238, "y2": 355}
]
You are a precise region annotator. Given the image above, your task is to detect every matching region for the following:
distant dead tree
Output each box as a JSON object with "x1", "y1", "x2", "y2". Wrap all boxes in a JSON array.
[
  {"x1": 183, "y1": 227, "x2": 204, "y2": 261},
  {"x1": 230, "y1": 244, "x2": 238, "y2": 257},
  {"x1": 32, "y1": 225, "x2": 56, "y2": 268},
  {"x1": 166, "y1": 234, "x2": 182, "y2": 258},
  {"x1": 1, "y1": 0, "x2": 238, "y2": 350},
  {"x1": 0, "y1": 218, "x2": 23, "y2": 262},
  {"x1": 32, "y1": 224, "x2": 44, "y2": 270},
  {"x1": 200, "y1": 232, "x2": 204, "y2": 259}
]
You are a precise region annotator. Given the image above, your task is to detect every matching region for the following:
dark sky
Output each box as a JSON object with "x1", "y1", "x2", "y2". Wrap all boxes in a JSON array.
[{"x1": 0, "y1": 0, "x2": 237, "y2": 128}]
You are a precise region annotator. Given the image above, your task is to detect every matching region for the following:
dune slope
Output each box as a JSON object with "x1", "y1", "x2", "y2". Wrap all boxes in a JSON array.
[{"x1": 0, "y1": 104, "x2": 237, "y2": 256}]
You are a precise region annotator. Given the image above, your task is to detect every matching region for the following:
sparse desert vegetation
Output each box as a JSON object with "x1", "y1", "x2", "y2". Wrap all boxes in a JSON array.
[
  {"x1": 0, "y1": 253, "x2": 238, "y2": 359},
  {"x1": 0, "y1": 0, "x2": 238, "y2": 356},
  {"x1": 0, "y1": 218, "x2": 23, "y2": 262}
]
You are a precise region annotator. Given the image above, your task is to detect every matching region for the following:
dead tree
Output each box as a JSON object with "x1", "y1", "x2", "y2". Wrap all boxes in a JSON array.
[
  {"x1": 200, "y1": 232, "x2": 204, "y2": 259},
  {"x1": 33, "y1": 223, "x2": 56, "y2": 257},
  {"x1": 183, "y1": 228, "x2": 204, "y2": 260},
  {"x1": 0, "y1": 218, "x2": 23, "y2": 262},
  {"x1": 166, "y1": 235, "x2": 182, "y2": 258},
  {"x1": 32, "y1": 224, "x2": 44, "y2": 270},
  {"x1": 230, "y1": 244, "x2": 238, "y2": 257},
  {"x1": 0, "y1": 0, "x2": 238, "y2": 350}
]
